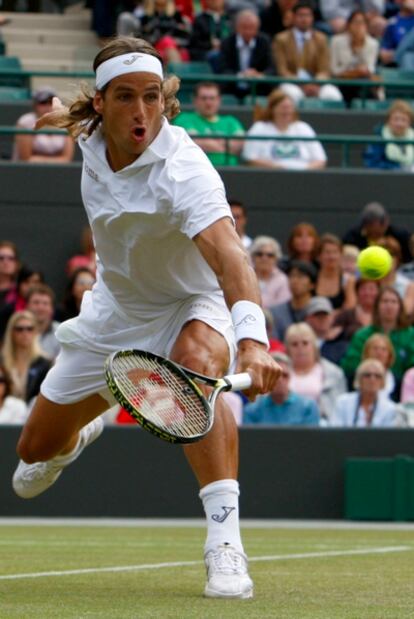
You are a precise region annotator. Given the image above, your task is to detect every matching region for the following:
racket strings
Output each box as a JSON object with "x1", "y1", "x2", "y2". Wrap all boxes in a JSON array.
[{"x1": 113, "y1": 354, "x2": 210, "y2": 438}]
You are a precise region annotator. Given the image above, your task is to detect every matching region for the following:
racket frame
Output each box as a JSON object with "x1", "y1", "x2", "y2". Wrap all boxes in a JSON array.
[{"x1": 105, "y1": 349, "x2": 220, "y2": 444}]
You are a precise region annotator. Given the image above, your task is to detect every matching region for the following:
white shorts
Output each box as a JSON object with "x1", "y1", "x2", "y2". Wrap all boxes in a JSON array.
[{"x1": 41, "y1": 289, "x2": 236, "y2": 406}]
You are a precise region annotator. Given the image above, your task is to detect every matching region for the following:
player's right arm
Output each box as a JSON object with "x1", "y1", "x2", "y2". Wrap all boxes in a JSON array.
[{"x1": 193, "y1": 216, "x2": 281, "y2": 398}]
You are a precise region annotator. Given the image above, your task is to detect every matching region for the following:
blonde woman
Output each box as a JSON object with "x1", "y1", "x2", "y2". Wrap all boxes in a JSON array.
[
  {"x1": 250, "y1": 235, "x2": 291, "y2": 309},
  {"x1": 2, "y1": 311, "x2": 51, "y2": 404},
  {"x1": 242, "y1": 89, "x2": 327, "y2": 170},
  {"x1": 362, "y1": 332, "x2": 396, "y2": 399},
  {"x1": 285, "y1": 322, "x2": 347, "y2": 423},
  {"x1": 330, "y1": 359, "x2": 396, "y2": 427}
]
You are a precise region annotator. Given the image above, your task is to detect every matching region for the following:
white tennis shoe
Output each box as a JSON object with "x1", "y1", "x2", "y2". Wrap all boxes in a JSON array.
[
  {"x1": 204, "y1": 543, "x2": 253, "y2": 599},
  {"x1": 12, "y1": 416, "x2": 104, "y2": 499}
]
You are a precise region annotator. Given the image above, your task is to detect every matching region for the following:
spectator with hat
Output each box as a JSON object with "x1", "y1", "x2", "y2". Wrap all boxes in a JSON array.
[
  {"x1": 342, "y1": 202, "x2": 412, "y2": 263},
  {"x1": 270, "y1": 259, "x2": 317, "y2": 341},
  {"x1": 13, "y1": 87, "x2": 75, "y2": 163},
  {"x1": 243, "y1": 351, "x2": 320, "y2": 425},
  {"x1": 304, "y1": 296, "x2": 348, "y2": 365}
]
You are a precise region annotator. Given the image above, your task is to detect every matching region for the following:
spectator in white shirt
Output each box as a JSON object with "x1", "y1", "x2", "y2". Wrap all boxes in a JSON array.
[
  {"x1": 242, "y1": 88, "x2": 327, "y2": 170},
  {"x1": 330, "y1": 358, "x2": 396, "y2": 427}
]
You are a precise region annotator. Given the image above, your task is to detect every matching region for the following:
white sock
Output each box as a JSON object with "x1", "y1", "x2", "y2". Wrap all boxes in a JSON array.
[{"x1": 199, "y1": 479, "x2": 244, "y2": 554}]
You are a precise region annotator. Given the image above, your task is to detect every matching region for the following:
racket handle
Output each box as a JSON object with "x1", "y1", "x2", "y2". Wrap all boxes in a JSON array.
[{"x1": 224, "y1": 372, "x2": 252, "y2": 392}]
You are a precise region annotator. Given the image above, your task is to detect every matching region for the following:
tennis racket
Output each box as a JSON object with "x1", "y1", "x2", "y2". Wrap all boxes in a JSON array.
[{"x1": 104, "y1": 349, "x2": 252, "y2": 444}]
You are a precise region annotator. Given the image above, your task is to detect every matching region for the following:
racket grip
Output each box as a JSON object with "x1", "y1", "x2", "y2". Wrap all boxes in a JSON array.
[{"x1": 224, "y1": 372, "x2": 252, "y2": 392}]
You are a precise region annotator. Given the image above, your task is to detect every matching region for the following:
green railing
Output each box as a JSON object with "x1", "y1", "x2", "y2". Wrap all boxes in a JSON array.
[
  {"x1": 2, "y1": 126, "x2": 414, "y2": 168},
  {"x1": 0, "y1": 68, "x2": 414, "y2": 106}
]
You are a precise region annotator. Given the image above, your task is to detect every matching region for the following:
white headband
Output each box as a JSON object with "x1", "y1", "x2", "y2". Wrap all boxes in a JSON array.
[{"x1": 95, "y1": 53, "x2": 164, "y2": 90}]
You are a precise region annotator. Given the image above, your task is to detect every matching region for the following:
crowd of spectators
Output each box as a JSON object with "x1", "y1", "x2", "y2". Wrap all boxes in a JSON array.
[
  {"x1": 78, "y1": 0, "x2": 414, "y2": 78},
  {"x1": 230, "y1": 199, "x2": 414, "y2": 428},
  {"x1": 0, "y1": 231, "x2": 96, "y2": 425},
  {"x1": 1, "y1": 199, "x2": 413, "y2": 429}
]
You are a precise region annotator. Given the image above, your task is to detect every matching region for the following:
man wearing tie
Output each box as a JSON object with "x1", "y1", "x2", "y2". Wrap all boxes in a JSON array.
[{"x1": 273, "y1": 1, "x2": 342, "y2": 103}]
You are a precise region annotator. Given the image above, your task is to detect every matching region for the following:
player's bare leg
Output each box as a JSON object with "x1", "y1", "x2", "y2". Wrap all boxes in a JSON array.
[
  {"x1": 170, "y1": 320, "x2": 253, "y2": 599},
  {"x1": 13, "y1": 394, "x2": 108, "y2": 498}
]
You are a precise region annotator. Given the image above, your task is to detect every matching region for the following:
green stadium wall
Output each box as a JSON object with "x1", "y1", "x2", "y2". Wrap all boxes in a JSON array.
[{"x1": 2, "y1": 427, "x2": 414, "y2": 519}]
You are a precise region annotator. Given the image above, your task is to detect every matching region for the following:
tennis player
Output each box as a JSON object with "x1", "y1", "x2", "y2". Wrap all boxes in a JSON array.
[{"x1": 12, "y1": 37, "x2": 280, "y2": 599}]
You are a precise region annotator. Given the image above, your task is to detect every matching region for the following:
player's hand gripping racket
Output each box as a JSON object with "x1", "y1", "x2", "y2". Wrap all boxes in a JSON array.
[{"x1": 105, "y1": 349, "x2": 252, "y2": 444}]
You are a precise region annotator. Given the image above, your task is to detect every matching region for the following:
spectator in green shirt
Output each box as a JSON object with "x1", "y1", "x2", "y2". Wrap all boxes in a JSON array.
[
  {"x1": 173, "y1": 81, "x2": 245, "y2": 166},
  {"x1": 341, "y1": 286, "x2": 414, "y2": 398}
]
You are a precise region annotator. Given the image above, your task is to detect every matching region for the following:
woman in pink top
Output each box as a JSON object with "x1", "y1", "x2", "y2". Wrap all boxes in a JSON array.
[
  {"x1": 14, "y1": 87, "x2": 75, "y2": 163},
  {"x1": 250, "y1": 235, "x2": 291, "y2": 309},
  {"x1": 285, "y1": 322, "x2": 347, "y2": 423}
]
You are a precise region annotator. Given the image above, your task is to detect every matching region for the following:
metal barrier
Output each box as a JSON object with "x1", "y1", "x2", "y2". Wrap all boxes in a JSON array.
[
  {"x1": 0, "y1": 68, "x2": 414, "y2": 106},
  {"x1": 3, "y1": 126, "x2": 414, "y2": 168}
]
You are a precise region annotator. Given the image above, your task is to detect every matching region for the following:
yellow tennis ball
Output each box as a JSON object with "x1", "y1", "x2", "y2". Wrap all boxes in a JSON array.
[{"x1": 357, "y1": 246, "x2": 393, "y2": 280}]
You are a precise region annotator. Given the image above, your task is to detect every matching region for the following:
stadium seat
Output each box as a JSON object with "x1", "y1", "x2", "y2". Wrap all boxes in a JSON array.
[
  {"x1": 298, "y1": 98, "x2": 346, "y2": 110},
  {"x1": 220, "y1": 94, "x2": 242, "y2": 105},
  {"x1": 350, "y1": 99, "x2": 391, "y2": 111},
  {"x1": 0, "y1": 85, "x2": 30, "y2": 101},
  {"x1": 378, "y1": 67, "x2": 414, "y2": 99},
  {"x1": 167, "y1": 61, "x2": 212, "y2": 76},
  {"x1": 0, "y1": 56, "x2": 28, "y2": 89}
]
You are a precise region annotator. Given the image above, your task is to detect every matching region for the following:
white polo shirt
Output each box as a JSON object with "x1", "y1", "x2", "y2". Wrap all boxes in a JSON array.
[{"x1": 78, "y1": 118, "x2": 232, "y2": 319}]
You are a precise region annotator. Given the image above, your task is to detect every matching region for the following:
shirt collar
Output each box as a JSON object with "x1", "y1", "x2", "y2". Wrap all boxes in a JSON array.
[
  {"x1": 81, "y1": 117, "x2": 174, "y2": 174},
  {"x1": 293, "y1": 28, "x2": 312, "y2": 41},
  {"x1": 236, "y1": 34, "x2": 256, "y2": 49}
]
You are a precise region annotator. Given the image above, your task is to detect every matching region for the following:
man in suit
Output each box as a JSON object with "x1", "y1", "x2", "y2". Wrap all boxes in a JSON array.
[
  {"x1": 273, "y1": 0, "x2": 342, "y2": 102},
  {"x1": 217, "y1": 9, "x2": 275, "y2": 100}
]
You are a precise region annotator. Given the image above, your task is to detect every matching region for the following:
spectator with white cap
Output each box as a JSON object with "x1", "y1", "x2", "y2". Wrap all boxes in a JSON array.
[{"x1": 13, "y1": 87, "x2": 75, "y2": 164}]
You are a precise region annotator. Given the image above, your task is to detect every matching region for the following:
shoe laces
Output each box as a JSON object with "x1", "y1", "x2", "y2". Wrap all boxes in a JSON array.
[
  {"x1": 20, "y1": 460, "x2": 62, "y2": 484},
  {"x1": 208, "y1": 546, "x2": 245, "y2": 575}
]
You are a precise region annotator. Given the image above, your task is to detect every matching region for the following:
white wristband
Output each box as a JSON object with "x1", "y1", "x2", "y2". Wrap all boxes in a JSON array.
[{"x1": 231, "y1": 300, "x2": 269, "y2": 348}]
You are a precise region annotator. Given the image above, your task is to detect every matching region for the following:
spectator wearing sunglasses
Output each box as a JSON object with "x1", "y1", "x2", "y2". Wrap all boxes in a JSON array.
[
  {"x1": 1, "y1": 311, "x2": 51, "y2": 405},
  {"x1": 249, "y1": 236, "x2": 291, "y2": 309},
  {"x1": 243, "y1": 352, "x2": 320, "y2": 425},
  {"x1": 330, "y1": 359, "x2": 397, "y2": 427},
  {"x1": 0, "y1": 363, "x2": 28, "y2": 424},
  {"x1": 0, "y1": 265, "x2": 44, "y2": 343}
]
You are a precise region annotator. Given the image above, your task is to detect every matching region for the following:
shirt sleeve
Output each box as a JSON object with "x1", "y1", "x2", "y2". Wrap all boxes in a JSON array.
[
  {"x1": 168, "y1": 148, "x2": 233, "y2": 239},
  {"x1": 297, "y1": 122, "x2": 327, "y2": 163}
]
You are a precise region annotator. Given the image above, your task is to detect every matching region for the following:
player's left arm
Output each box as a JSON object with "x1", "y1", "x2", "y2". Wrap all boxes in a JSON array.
[{"x1": 193, "y1": 216, "x2": 281, "y2": 398}]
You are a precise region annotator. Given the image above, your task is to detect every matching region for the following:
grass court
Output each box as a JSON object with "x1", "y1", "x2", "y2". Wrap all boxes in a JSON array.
[{"x1": 0, "y1": 521, "x2": 413, "y2": 619}]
